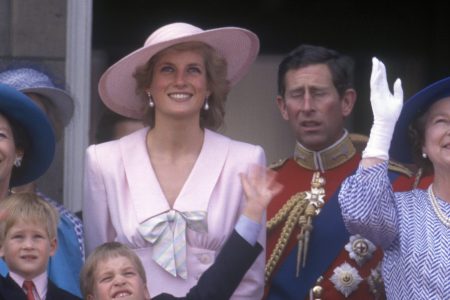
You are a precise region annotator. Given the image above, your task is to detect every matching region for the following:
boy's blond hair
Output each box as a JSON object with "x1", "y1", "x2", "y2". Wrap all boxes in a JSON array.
[
  {"x1": 80, "y1": 242, "x2": 147, "y2": 299},
  {"x1": 0, "y1": 192, "x2": 59, "y2": 244}
]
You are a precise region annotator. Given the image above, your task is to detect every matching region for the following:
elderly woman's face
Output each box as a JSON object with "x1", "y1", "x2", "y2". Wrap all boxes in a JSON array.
[
  {"x1": 0, "y1": 114, "x2": 20, "y2": 184},
  {"x1": 422, "y1": 96, "x2": 450, "y2": 171},
  {"x1": 148, "y1": 49, "x2": 211, "y2": 118}
]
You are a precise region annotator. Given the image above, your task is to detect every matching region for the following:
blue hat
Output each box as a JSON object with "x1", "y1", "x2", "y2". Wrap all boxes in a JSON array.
[
  {"x1": 0, "y1": 83, "x2": 55, "y2": 187},
  {"x1": 390, "y1": 76, "x2": 450, "y2": 164},
  {"x1": 0, "y1": 68, "x2": 74, "y2": 127}
]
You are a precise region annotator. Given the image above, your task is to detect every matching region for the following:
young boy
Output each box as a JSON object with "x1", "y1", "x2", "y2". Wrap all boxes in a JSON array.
[
  {"x1": 80, "y1": 165, "x2": 283, "y2": 300},
  {"x1": 0, "y1": 192, "x2": 81, "y2": 300}
]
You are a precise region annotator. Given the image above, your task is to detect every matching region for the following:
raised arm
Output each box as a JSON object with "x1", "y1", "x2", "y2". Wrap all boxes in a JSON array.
[
  {"x1": 362, "y1": 57, "x2": 403, "y2": 168},
  {"x1": 339, "y1": 58, "x2": 404, "y2": 247},
  {"x1": 178, "y1": 165, "x2": 282, "y2": 300}
]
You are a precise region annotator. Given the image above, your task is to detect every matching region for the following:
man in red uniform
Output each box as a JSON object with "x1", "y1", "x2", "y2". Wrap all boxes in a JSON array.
[{"x1": 265, "y1": 45, "x2": 419, "y2": 299}]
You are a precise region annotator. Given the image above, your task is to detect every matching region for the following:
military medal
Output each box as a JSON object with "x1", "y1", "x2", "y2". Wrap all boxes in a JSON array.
[
  {"x1": 367, "y1": 263, "x2": 385, "y2": 299},
  {"x1": 344, "y1": 234, "x2": 376, "y2": 266},
  {"x1": 330, "y1": 262, "x2": 362, "y2": 297}
]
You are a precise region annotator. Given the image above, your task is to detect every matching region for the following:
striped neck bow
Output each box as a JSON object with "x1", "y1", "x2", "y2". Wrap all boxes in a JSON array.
[{"x1": 138, "y1": 209, "x2": 208, "y2": 279}]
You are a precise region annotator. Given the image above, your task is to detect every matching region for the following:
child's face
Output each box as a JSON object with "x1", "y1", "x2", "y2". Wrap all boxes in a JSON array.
[
  {"x1": 88, "y1": 256, "x2": 150, "y2": 300},
  {"x1": 0, "y1": 220, "x2": 57, "y2": 279}
]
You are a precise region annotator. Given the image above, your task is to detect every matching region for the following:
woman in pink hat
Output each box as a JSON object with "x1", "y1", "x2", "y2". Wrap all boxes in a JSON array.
[{"x1": 83, "y1": 22, "x2": 265, "y2": 299}]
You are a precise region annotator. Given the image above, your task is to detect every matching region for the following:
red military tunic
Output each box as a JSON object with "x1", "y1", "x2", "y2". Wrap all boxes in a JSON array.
[{"x1": 265, "y1": 133, "x2": 416, "y2": 299}]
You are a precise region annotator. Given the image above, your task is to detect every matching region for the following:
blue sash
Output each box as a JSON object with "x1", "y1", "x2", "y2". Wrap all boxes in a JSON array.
[{"x1": 267, "y1": 170, "x2": 399, "y2": 300}]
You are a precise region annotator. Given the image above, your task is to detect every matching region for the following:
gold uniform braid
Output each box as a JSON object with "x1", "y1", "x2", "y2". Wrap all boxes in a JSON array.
[
  {"x1": 267, "y1": 192, "x2": 307, "y2": 231},
  {"x1": 265, "y1": 192, "x2": 308, "y2": 282}
]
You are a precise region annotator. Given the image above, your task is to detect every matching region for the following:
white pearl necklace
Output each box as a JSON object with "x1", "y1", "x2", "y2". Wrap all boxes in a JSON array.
[{"x1": 428, "y1": 185, "x2": 450, "y2": 228}]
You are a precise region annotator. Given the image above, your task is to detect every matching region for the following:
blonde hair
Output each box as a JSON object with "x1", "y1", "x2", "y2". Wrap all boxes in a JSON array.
[
  {"x1": 0, "y1": 192, "x2": 59, "y2": 245},
  {"x1": 80, "y1": 242, "x2": 147, "y2": 299}
]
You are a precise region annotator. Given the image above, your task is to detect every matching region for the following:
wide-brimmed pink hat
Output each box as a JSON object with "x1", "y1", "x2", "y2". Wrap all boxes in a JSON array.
[{"x1": 98, "y1": 22, "x2": 260, "y2": 119}]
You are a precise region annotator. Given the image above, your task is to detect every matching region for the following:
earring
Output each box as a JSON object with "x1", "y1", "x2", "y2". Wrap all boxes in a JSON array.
[
  {"x1": 147, "y1": 92, "x2": 155, "y2": 108},
  {"x1": 422, "y1": 153, "x2": 427, "y2": 159},
  {"x1": 14, "y1": 156, "x2": 22, "y2": 167},
  {"x1": 203, "y1": 97, "x2": 209, "y2": 111}
]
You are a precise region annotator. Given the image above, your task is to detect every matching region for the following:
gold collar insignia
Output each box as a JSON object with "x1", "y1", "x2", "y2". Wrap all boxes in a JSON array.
[{"x1": 294, "y1": 132, "x2": 356, "y2": 172}]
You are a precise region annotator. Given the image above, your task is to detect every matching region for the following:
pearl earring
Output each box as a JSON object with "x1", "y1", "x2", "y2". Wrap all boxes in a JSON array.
[
  {"x1": 147, "y1": 92, "x2": 154, "y2": 108},
  {"x1": 422, "y1": 153, "x2": 427, "y2": 159},
  {"x1": 203, "y1": 97, "x2": 209, "y2": 110},
  {"x1": 14, "y1": 156, "x2": 22, "y2": 167}
]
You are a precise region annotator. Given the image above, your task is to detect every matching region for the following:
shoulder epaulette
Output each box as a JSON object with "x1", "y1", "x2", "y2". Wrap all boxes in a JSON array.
[
  {"x1": 388, "y1": 160, "x2": 414, "y2": 177},
  {"x1": 349, "y1": 133, "x2": 368, "y2": 154},
  {"x1": 268, "y1": 158, "x2": 288, "y2": 170}
]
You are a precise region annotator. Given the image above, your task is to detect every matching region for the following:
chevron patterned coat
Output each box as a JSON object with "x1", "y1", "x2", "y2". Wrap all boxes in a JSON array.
[{"x1": 339, "y1": 162, "x2": 450, "y2": 299}]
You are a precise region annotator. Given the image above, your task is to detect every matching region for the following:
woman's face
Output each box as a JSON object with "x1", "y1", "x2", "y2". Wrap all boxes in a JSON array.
[
  {"x1": 148, "y1": 49, "x2": 211, "y2": 121},
  {"x1": 422, "y1": 97, "x2": 450, "y2": 172},
  {"x1": 0, "y1": 114, "x2": 20, "y2": 185}
]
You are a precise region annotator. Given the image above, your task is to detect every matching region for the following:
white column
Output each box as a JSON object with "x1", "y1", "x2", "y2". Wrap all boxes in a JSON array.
[{"x1": 64, "y1": 0, "x2": 92, "y2": 212}]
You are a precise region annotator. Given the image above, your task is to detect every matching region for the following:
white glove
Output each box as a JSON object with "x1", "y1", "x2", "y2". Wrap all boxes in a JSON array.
[{"x1": 362, "y1": 57, "x2": 403, "y2": 160}]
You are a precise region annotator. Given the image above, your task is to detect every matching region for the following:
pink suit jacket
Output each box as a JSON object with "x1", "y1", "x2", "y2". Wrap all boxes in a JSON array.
[{"x1": 83, "y1": 128, "x2": 266, "y2": 299}]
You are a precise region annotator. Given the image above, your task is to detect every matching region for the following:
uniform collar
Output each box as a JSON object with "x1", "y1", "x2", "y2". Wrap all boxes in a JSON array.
[{"x1": 294, "y1": 130, "x2": 356, "y2": 172}]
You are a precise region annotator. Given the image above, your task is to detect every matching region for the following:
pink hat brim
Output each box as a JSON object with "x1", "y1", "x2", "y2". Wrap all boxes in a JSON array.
[{"x1": 98, "y1": 23, "x2": 260, "y2": 119}]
